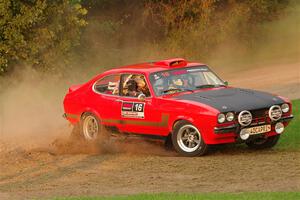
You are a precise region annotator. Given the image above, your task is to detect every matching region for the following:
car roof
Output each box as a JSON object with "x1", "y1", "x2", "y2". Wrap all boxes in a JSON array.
[{"x1": 103, "y1": 58, "x2": 207, "y2": 75}]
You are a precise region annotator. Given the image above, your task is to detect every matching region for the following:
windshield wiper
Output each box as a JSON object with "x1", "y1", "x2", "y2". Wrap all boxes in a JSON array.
[
  {"x1": 195, "y1": 84, "x2": 225, "y2": 89},
  {"x1": 162, "y1": 88, "x2": 194, "y2": 94},
  {"x1": 162, "y1": 88, "x2": 183, "y2": 94}
]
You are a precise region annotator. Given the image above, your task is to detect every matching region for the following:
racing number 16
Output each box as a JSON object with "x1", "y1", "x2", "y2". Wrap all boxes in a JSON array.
[{"x1": 133, "y1": 103, "x2": 144, "y2": 112}]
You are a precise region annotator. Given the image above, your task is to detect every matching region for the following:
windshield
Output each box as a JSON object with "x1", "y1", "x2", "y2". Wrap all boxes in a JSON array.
[{"x1": 149, "y1": 66, "x2": 225, "y2": 96}]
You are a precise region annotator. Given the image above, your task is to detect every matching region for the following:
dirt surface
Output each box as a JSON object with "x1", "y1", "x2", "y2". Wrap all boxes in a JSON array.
[
  {"x1": 0, "y1": 62, "x2": 299, "y2": 199},
  {"x1": 0, "y1": 138, "x2": 300, "y2": 200}
]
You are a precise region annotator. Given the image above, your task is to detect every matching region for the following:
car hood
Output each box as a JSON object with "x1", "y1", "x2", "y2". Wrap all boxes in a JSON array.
[{"x1": 174, "y1": 87, "x2": 285, "y2": 112}]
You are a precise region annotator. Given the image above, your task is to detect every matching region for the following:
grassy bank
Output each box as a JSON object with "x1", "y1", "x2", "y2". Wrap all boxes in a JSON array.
[
  {"x1": 277, "y1": 99, "x2": 300, "y2": 150},
  {"x1": 54, "y1": 192, "x2": 300, "y2": 200}
]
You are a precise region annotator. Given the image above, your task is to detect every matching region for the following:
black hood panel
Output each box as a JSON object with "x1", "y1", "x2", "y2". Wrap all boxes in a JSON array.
[{"x1": 175, "y1": 88, "x2": 284, "y2": 112}]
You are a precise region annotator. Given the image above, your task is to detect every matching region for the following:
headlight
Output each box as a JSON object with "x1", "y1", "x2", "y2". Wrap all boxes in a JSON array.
[
  {"x1": 275, "y1": 122, "x2": 284, "y2": 134},
  {"x1": 281, "y1": 103, "x2": 289, "y2": 113},
  {"x1": 269, "y1": 105, "x2": 282, "y2": 121},
  {"x1": 226, "y1": 112, "x2": 235, "y2": 121},
  {"x1": 238, "y1": 110, "x2": 252, "y2": 126},
  {"x1": 218, "y1": 113, "x2": 226, "y2": 123},
  {"x1": 240, "y1": 129, "x2": 250, "y2": 140}
]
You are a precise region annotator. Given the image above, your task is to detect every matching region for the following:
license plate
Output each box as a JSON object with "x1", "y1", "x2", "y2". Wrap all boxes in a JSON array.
[{"x1": 243, "y1": 125, "x2": 271, "y2": 135}]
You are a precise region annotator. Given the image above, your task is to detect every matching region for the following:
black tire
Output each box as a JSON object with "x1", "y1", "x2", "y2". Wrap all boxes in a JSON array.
[
  {"x1": 164, "y1": 134, "x2": 174, "y2": 150},
  {"x1": 75, "y1": 112, "x2": 108, "y2": 142},
  {"x1": 246, "y1": 135, "x2": 280, "y2": 150},
  {"x1": 172, "y1": 120, "x2": 208, "y2": 156}
]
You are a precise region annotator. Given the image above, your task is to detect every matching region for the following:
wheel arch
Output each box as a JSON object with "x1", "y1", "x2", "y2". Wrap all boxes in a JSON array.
[
  {"x1": 80, "y1": 107, "x2": 102, "y2": 121},
  {"x1": 169, "y1": 115, "x2": 209, "y2": 144},
  {"x1": 169, "y1": 116, "x2": 196, "y2": 133}
]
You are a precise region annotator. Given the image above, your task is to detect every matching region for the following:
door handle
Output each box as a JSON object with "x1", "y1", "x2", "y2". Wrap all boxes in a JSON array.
[{"x1": 115, "y1": 99, "x2": 123, "y2": 102}]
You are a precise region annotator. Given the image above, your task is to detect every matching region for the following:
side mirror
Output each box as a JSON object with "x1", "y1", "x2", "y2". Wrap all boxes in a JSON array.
[
  {"x1": 224, "y1": 81, "x2": 229, "y2": 86},
  {"x1": 138, "y1": 93, "x2": 146, "y2": 101}
]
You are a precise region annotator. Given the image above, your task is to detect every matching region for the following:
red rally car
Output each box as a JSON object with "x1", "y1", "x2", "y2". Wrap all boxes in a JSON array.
[{"x1": 63, "y1": 58, "x2": 294, "y2": 156}]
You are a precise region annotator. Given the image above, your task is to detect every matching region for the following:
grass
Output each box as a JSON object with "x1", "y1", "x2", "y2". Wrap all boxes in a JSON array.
[
  {"x1": 53, "y1": 192, "x2": 300, "y2": 200},
  {"x1": 277, "y1": 99, "x2": 300, "y2": 150}
]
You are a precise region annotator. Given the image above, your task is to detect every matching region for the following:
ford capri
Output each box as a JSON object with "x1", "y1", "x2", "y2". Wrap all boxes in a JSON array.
[{"x1": 63, "y1": 58, "x2": 294, "y2": 156}]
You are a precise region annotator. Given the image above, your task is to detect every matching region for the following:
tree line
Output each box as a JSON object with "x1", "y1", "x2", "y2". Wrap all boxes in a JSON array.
[{"x1": 0, "y1": 0, "x2": 291, "y2": 76}]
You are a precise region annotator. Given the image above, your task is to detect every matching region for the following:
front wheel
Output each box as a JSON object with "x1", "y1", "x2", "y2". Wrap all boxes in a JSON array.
[
  {"x1": 246, "y1": 135, "x2": 280, "y2": 150},
  {"x1": 172, "y1": 121, "x2": 208, "y2": 156}
]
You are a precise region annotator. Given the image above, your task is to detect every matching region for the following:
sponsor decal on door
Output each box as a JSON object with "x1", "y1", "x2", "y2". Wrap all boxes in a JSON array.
[{"x1": 121, "y1": 102, "x2": 145, "y2": 119}]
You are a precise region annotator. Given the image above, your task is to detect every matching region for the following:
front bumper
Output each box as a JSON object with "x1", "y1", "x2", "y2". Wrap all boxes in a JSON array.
[
  {"x1": 214, "y1": 115, "x2": 294, "y2": 134},
  {"x1": 214, "y1": 124, "x2": 238, "y2": 134}
]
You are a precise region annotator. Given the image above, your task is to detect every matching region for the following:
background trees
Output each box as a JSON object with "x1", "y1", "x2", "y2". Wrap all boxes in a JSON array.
[
  {"x1": 0, "y1": 0, "x2": 297, "y2": 77},
  {"x1": 0, "y1": 0, "x2": 87, "y2": 75}
]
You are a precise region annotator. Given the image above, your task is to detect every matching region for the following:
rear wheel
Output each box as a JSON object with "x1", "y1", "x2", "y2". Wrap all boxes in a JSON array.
[
  {"x1": 82, "y1": 114, "x2": 100, "y2": 140},
  {"x1": 246, "y1": 135, "x2": 280, "y2": 150},
  {"x1": 71, "y1": 112, "x2": 108, "y2": 142},
  {"x1": 172, "y1": 121, "x2": 208, "y2": 156}
]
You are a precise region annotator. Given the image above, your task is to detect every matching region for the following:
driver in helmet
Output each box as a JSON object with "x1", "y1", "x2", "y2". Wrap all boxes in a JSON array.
[
  {"x1": 126, "y1": 79, "x2": 140, "y2": 97},
  {"x1": 135, "y1": 77, "x2": 150, "y2": 97},
  {"x1": 169, "y1": 76, "x2": 184, "y2": 90}
]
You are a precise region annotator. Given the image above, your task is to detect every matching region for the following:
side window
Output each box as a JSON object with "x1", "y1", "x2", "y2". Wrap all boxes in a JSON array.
[
  {"x1": 94, "y1": 74, "x2": 120, "y2": 95},
  {"x1": 120, "y1": 74, "x2": 151, "y2": 97}
]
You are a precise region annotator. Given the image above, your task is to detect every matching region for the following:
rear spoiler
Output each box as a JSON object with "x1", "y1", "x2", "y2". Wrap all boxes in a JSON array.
[
  {"x1": 69, "y1": 84, "x2": 83, "y2": 93},
  {"x1": 154, "y1": 58, "x2": 187, "y2": 67}
]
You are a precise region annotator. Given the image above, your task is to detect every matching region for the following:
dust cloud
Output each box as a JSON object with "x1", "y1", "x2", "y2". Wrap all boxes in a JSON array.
[{"x1": 0, "y1": 67, "x2": 70, "y2": 152}]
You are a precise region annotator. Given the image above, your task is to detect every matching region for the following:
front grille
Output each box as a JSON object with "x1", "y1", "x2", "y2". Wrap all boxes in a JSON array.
[
  {"x1": 251, "y1": 108, "x2": 269, "y2": 119},
  {"x1": 236, "y1": 108, "x2": 270, "y2": 126},
  {"x1": 250, "y1": 108, "x2": 271, "y2": 125}
]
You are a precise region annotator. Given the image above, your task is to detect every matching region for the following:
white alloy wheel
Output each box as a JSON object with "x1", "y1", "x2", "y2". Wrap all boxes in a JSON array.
[
  {"x1": 82, "y1": 115, "x2": 99, "y2": 140},
  {"x1": 176, "y1": 124, "x2": 201, "y2": 153}
]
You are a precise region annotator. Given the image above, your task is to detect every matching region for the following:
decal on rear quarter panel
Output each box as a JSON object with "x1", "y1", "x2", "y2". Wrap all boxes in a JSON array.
[{"x1": 122, "y1": 102, "x2": 145, "y2": 119}]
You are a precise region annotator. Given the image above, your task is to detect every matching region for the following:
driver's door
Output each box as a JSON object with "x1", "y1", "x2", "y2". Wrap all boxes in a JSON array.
[{"x1": 116, "y1": 73, "x2": 166, "y2": 135}]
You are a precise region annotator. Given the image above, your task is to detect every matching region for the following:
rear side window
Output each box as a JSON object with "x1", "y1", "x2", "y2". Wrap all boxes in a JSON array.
[{"x1": 94, "y1": 74, "x2": 120, "y2": 95}]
